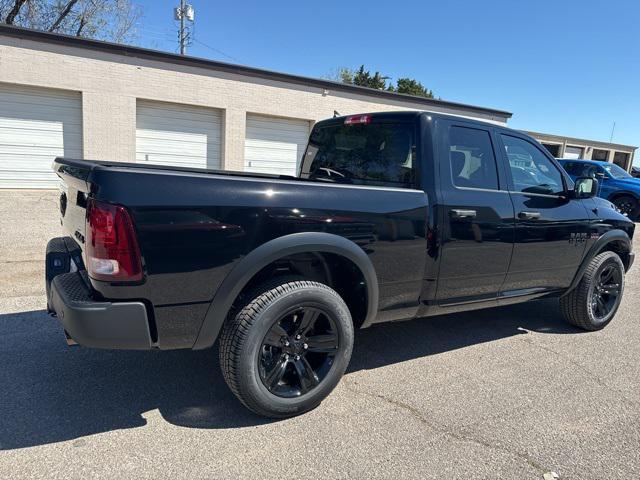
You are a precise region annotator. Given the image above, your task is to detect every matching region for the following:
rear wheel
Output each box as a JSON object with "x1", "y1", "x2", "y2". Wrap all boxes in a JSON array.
[
  {"x1": 219, "y1": 279, "x2": 354, "y2": 418},
  {"x1": 612, "y1": 195, "x2": 639, "y2": 220},
  {"x1": 560, "y1": 251, "x2": 625, "y2": 331}
]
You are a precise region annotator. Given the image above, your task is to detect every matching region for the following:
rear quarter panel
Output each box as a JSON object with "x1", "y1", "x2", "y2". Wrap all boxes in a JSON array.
[{"x1": 88, "y1": 167, "x2": 429, "y2": 348}]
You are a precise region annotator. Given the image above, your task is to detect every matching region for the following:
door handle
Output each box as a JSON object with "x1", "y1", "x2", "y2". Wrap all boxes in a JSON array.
[
  {"x1": 450, "y1": 209, "x2": 477, "y2": 219},
  {"x1": 518, "y1": 211, "x2": 541, "y2": 220}
]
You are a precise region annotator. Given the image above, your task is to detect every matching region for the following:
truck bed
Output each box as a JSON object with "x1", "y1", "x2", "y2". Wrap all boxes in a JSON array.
[{"x1": 52, "y1": 155, "x2": 429, "y2": 350}]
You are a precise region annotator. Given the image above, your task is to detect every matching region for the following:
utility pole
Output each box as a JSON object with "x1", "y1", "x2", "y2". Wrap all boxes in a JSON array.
[
  {"x1": 609, "y1": 121, "x2": 616, "y2": 143},
  {"x1": 179, "y1": 0, "x2": 186, "y2": 55},
  {"x1": 174, "y1": 1, "x2": 195, "y2": 55}
]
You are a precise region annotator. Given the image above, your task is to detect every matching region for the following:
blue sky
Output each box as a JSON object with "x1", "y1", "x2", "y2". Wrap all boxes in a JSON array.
[{"x1": 136, "y1": 0, "x2": 640, "y2": 160}]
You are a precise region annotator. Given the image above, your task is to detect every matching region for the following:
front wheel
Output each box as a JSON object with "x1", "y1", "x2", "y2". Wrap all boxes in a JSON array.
[
  {"x1": 219, "y1": 279, "x2": 354, "y2": 418},
  {"x1": 560, "y1": 251, "x2": 625, "y2": 331},
  {"x1": 612, "y1": 195, "x2": 639, "y2": 220}
]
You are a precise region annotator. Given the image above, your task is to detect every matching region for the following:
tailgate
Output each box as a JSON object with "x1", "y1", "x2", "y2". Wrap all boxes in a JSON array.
[{"x1": 53, "y1": 158, "x2": 92, "y2": 252}]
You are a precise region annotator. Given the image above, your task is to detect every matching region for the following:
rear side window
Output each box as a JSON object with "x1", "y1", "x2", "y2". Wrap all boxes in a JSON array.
[
  {"x1": 561, "y1": 162, "x2": 580, "y2": 175},
  {"x1": 501, "y1": 135, "x2": 565, "y2": 195},
  {"x1": 448, "y1": 126, "x2": 499, "y2": 190},
  {"x1": 582, "y1": 164, "x2": 600, "y2": 178},
  {"x1": 563, "y1": 161, "x2": 598, "y2": 178},
  {"x1": 299, "y1": 122, "x2": 416, "y2": 188}
]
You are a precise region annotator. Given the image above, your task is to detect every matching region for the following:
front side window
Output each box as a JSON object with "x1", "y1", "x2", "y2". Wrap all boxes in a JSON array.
[
  {"x1": 300, "y1": 122, "x2": 416, "y2": 188},
  {"x1": 501, "y1": 135, "x2": 565, "y2": 195},
  {"x1": 448, "y1": 126, "x2": 499, "y2": 190}
]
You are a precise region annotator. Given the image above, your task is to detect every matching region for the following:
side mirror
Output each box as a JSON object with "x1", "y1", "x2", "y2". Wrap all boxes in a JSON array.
[{"x1": 573, "y1": 176, "x2": 598, "y2": 199}]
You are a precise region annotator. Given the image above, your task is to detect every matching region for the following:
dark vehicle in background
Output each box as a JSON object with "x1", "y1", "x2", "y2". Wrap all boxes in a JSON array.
[
  {"x1": 46, "y1": 112, "x2": 635, "y2": 418},
  {"x1": 558, "y1": 159, "x2": 640, "y2": 219},
  {"x1": 631, "y1": 165, "x2": 640, "y2": 178}
]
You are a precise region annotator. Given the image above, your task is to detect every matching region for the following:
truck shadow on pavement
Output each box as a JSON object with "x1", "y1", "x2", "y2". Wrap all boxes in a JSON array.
[{"x1": 0, "y1": 298, "x2": 581, "y2": 450}]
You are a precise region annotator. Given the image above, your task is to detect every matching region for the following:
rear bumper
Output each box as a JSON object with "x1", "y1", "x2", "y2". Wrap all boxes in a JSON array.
[
  {"x1": 628, "y1": 251, "x2": 635, "y2": 270},
  {"x1": 49, "y1": 271, "x2": 152, "y2": 350}
]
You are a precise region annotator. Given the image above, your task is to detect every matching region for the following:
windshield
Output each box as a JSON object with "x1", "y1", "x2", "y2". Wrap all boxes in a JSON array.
[
  {"x1": 299, "y1": 121, "x2": 416, "y2": 188},
  {"x1": 602, "y1": 163, "x2": 632, "y2": 179}
]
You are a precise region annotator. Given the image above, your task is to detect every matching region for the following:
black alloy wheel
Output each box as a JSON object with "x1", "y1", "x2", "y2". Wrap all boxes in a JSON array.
[
  {"x1": 258, "y1": 306, "x2": 339, "y2": 398},
  {"x1": 219, "y1": 278, "x2": 354, "y2": 418},
  {"x1": 560, "y1": 251, "x2": 625, "y2": 331},
  {"x1": 590, "y1": 263, "x2": 622, "y2": 321},
  {"x1": 613, "y1": 195, "x2": 637, "y2": 218}
]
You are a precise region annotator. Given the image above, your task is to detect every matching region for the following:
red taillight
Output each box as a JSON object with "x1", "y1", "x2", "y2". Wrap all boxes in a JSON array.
[
  {"x1": 344, "y1": 114, "x2": 372, "y2": 125},
  {"x1": 86, "y1": 199, "x2": 143, "y2": 282}
]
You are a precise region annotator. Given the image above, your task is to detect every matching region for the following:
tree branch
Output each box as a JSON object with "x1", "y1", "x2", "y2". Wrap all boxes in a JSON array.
[
  {"x1": 75, "y1": 14, "x2": 86, "y2": 36},
  {"x1": 4, "y1": 0, "x2": 28, "y2": 24},
  {"x1": 48, "y1": 0, "x2": 79, "y2": 32}
]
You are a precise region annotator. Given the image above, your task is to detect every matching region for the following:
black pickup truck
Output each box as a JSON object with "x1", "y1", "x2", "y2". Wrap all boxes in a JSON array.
[{"x1": 47, "y1": 111, "x2": 635, "y2": 418}]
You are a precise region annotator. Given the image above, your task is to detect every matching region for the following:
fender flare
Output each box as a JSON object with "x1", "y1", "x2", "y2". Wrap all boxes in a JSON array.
[
  {"x1": 192, "y1": 232, "x2": 379, "y2": 350},
  {"x1": 564, "y1": 229, "x2": 632, "y2": 295}
]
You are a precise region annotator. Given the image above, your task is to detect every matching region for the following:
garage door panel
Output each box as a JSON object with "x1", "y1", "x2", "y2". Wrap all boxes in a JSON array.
[
  {"x1": 135, "y1": 154, "x2": 212, "y2": 168},
  {"x1": 136, "y1": 129, "x2": 219, "y2": 145},
  {"x1": 245, "y1": 146, "x2": 298, "y2": 161},
  {"x1": 245, "y1": 139, "x2": 304, "y2": 149},
  {"x1": 0, "y1": 153, "x2": 63, "y2": 166},
  {"x1": 0, "y1": 123, "x2": 66, "y2": 138},
  {"x1": 136, "y1": 135, "x2": 218, "y2": 162},
  {"x1": 136, "y1": 140, "x2": 211, "y2": 156},
  {"x1": 0, "y1": 130, "x2": 81, "y2": 148},
  {"x1": 247, "y1": 121, "x2": 309, "y2": 134},
  {"x1": 0, "y1": 90, "x2": 81, "y2": 109},
  {"x1": 247, "y1": 126, "x2": 309, "y2": 141},
  {"x1": 137, "y1": 110, "x2": 218, "y2": 124},
  {"x1": 246, "y1": 155, "x2": 297, "y2": 164},
  {"x1": 248, "y1": 116, "x2": 311, "y2": 128},
  {"x1": 243, "y1": 164, "x2": 291, "y2": 175},
  {"x1": 0, "y1": 83, "x2": 82, "y2": 189},
  {"x1": 245, "y1": 114, "x2": 310, "y2": 177},
  {"x1": 0, "y1": 170, "x2": 67, "y2": 188},
  {"x1": 136, "y1": 115, "x2": 218, "y2": 133},
  {"x1": 0, "y1": 138, "x2": 63, "y2": 152},
  {"x1": 136, "y1": 100, "x2": 221, "y2": 170},
  {"x1": 0, "y1": 108, "x2": 82, "y2": 126},
  {"x1": 137, "y1": 105, "x2": 221, "y2": 131},
  {"x1": 0, "y1": 150, "x2": 82, "y2": 164},
  {"x1": 0, "y1": 180, "x2": 59, "y2": 189},
  {"x1": 563, "y1": 146, "x2": 583, "y2": 159},
  {"x1": 243, "y1": 163, "x2": 299, "y2": 172}
]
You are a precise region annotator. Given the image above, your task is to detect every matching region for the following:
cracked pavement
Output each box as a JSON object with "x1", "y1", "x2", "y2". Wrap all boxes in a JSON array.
[{"x1": 1, "y1": 191, "x2": 639, "y2": 479}]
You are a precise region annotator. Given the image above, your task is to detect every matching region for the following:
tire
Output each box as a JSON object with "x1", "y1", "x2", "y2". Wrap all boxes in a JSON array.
[
  {"x1": 219, "y1": 278, "x2": 354, "y2": 418},
  {"x1": 612, "y1": 195, "x2": 639, "y2": 220},
  {"x1": 560, "y1": 251, "x2": 625, "y2": 331}
]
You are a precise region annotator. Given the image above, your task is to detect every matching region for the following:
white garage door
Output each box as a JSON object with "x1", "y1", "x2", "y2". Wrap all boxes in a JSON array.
[
  {"x1": 245, "y1": 114, "x2": 311, "y2": 176},
  {"x1": 563, "y1": 146, "x2": 584, "y2": 159},
  {"x1": 0, "y1": 83, "x2": 82, "y2": 189},
  {"x1": 136, "y1": 100, "x2": 222, "y2": 170}
]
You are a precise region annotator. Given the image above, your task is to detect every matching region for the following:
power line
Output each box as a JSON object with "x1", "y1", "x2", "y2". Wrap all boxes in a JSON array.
[
  {"x1": 140, "y1": 12, "x2": 241, "y2": 63},
  {"x1": 192, "y1": 38, "x2": 241, "y2": 63}
]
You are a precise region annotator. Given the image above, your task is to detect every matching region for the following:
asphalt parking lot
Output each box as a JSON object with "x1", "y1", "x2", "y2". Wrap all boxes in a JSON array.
[{"x1": 1, "y1": 191, "x2": 639, "y2": 479}]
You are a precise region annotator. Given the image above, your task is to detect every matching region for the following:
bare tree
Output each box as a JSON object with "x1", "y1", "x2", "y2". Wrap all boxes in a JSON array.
[
  {"x1": 48, "y1": 0, "x2": 78, "y2": 32},
  {"x1": 3, "y1": 0, "x2": 28, "y2": 24},
  {"x1": 1, "y1": 0, "x2": 141, "y2": 43}
]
